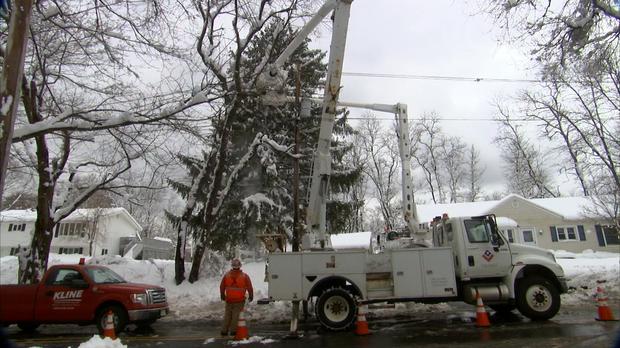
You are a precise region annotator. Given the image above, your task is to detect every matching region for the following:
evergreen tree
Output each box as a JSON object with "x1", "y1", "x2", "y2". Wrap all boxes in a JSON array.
[{"x1": 167, "y1": 23, "x2": 364, "y2": 262}]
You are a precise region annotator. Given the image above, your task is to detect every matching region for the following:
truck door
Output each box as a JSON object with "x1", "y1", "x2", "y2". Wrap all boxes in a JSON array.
[
  {"x1": 35, "y1": 267, "x2": 93, "y2": 322},
  {"x1": 462, "y1": 218, "x2": 512, "y2": 279}
]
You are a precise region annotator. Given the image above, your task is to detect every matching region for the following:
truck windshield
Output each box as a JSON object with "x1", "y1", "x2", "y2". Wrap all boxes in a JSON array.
[{"x1": 86, "y1": 267, "x2": 126, "y2": 284}]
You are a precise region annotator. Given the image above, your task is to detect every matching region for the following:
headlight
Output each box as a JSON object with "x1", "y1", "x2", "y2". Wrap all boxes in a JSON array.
[{"x1": 131, "y1": 293, "x2": 148, "y2": 305}]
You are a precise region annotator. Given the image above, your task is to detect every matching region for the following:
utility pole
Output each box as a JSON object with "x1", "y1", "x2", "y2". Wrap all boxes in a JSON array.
[
  {"x1": 0, "y1": 0, "x2": 34, "y2": 205},
  {"x1": 292, "y1": 64, "x2": 302, "y2": 252}
]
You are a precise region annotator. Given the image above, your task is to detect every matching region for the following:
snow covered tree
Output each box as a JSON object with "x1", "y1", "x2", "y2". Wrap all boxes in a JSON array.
[
  {"x1": 465, "y1": 145, "x2": 486, "y2": 202},
  {"x1": 356, "y1": 115, "x2": 400, "y2": 231},
  {"x1": 168, "y1": 15, "x2": 362, "y2": 283},
  {"x1": 441, "y1": 136, "x2": 467, "y2": 203},
  {"x1": 494, "y1": 110, "x2": 558, "y2": 198},
  {"x1": 166, "y1": 0, "x2": 331, "y2": 284},
  {"x1": 411, "y1": 113, "x2": 447, "y2": 204},
  {"x1": 484, "y1": 0, "x2": 619, "y2": 221},
  {"x1": 1, "y1": 0, "x2": 208, "y2": 284}
]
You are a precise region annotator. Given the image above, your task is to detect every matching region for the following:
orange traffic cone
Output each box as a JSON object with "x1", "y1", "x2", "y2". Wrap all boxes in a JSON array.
[
  {"x1": 475, "y1": 291, "x2": 491, "y2": 327},
  {"x1": 595, "y1": 283, "x2": 617, "y2": 321},
  {"x1": 234, "y1": 309, "x2": 249, "y2": 340},
  {"x1": 355, "y1": 304, "x2": 371, "y2": 335},
  {"x1": 103, "y1": 310, "x2": 116, "y2": 339}
]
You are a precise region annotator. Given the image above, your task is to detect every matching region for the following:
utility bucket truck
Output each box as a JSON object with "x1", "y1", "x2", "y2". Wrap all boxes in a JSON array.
[{"x1": 256, "y1": 0, "x2": 567, "y2": 331}]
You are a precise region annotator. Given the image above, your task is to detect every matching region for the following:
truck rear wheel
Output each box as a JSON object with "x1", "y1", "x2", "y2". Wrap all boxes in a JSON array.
[
  {"x1": 516, "y1": 276, "x2": 560, "y2": 321},
  {"x1": 96, "y1": 305, "x2": 128, "y2": 335},
  {"x1": 315, "y1": 288, "x2": 356, "y2": 331}
]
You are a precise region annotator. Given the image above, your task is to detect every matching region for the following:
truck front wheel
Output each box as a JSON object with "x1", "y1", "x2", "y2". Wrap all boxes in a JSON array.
[
  {"x1": 96, "y1": 305, "x2": 128, "y2": 335},
  {"x1": 516, "y1": 276, "x2": 560, "y2": 321},
  {"x1": 315, "y1": 288, "x2": 356, "y2": 331}
]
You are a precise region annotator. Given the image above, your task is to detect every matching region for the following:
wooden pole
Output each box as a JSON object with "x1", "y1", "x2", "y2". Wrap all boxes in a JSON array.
[{"x1": 0, "y1": 0, "x2": 34, "y2": 205}]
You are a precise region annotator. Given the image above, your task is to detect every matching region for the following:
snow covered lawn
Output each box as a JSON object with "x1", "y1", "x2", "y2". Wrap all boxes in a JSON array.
[{"x1": 1, "y1": 249, "x2": 618, "y2": 322}]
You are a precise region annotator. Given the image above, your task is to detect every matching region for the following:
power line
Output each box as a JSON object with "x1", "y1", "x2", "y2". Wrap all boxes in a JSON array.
[
  {"x1": 342, "y1": 72, "x2": 540, "y2": 84},
  {"x1": 346, "y1": 116, "x2": 535, "y2": 122}
]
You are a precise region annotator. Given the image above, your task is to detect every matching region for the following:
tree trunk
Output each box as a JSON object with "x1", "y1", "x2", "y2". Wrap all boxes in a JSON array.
[
  {"x1": 174, "y1": 230, "x2": 186, "y2": 285},
  {"x1": 188, "y1": 243, "x2": 206, "y2": 283}
]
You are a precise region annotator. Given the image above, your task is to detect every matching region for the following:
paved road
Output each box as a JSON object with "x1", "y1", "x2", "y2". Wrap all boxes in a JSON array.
[{"x1": 5, "y1": 302, "x2": 620, "y2": 348}]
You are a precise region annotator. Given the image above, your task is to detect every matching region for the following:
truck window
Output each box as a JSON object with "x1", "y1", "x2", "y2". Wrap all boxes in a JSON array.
[
  {"x1": 464, "y1": 220, "x2": 490, "y2": 243},
  {"x1": 47, "y1": 269, "x2": 83, "y2": 286},
  {"x1": 85, "y1": 267, "x2": 126, "y2": 284}
]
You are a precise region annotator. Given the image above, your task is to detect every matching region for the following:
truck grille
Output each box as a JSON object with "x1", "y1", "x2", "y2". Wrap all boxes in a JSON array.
[{"x1": 148, "y1": 288, "x2": 167, "y2": 304}]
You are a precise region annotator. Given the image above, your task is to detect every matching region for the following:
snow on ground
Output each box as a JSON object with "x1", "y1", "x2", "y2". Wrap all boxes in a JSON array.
[
  {"x1": 77, "y1": 336, "x2": 126, "y2": 348},
  {"x1": 1, "y1": 249, "x2": 618, "y2": 323}
]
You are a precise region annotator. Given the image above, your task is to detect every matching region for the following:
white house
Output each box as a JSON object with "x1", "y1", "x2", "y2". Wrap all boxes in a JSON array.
[
  {"x1": 416, "y1": 194, "x2": 619, "y2": 253},
  {"x1": 0, "y1": 208, "x2": 142, "y2": 257}
]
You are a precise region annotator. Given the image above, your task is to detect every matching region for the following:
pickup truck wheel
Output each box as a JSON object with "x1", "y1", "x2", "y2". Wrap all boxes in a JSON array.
[
  {"x1": 17, "y1": 323, "x2": 40, "y2": 332},
  {"x1": 516, "y1": 276, "x2": 560, "y2": 321},
  {"x1": 96, "y1": 305, "x2": 128, "y2": 335},
  {"x1": 315, "y1": 288, "x2": 356, "y2": 331}
]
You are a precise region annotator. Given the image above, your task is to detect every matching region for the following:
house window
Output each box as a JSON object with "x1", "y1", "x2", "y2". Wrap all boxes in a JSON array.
[
  {"x1": 10, "y1": 247, "x2": 20, "y2": 256},
  {"x1": 557, "y1": 226, "x2": 578, "y2": 241},
  {"x1": 101, "y1": 249, "x2": 108, "y2": 255},
  {"x1": 522, "y1": 230, "x2": 534, "y2": 243},
  {"x1": 58, "y1": 222, "x2": 88, "y2": 237},
  {"x1": 7, "y1": 223, "x2": 26, "y2": 232},
  {"x1": 59, "y1": 247, "x2": 84, "y2": 255},
  {"x1": 503, "y1": 229, "x2": 514, "y2": 243},
  {"x1": 603, "y1": 226, "x2": 619, "y2": 245}
]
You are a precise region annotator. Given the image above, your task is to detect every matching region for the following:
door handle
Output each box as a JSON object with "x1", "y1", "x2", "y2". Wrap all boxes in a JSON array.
[{"x1": 468, "y1": 256, "x2": 475, "y2": 266}]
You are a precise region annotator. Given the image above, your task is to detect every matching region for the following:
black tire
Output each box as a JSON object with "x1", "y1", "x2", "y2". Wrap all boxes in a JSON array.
[
  {"x1": 17, "y1": 323, "x2": 40, "y2": 332},
  {"x1": 516, "y1": 276, "x2": 560, "y2": 321},
  {"x1": 315, "y1": 287, "x2": 356, "y2": 331},
  {"x1": 96, "y1": 305, "x2": 128, "y2": 335},
  {"x1": 489, "y1": 304, "x2": 516, "y2": 314}
]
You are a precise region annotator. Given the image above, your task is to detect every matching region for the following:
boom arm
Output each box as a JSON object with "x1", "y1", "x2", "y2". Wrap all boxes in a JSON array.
[
  {"x1": 337, "y1": 101, "x2": 421, "y2": 236},
  {"x1": 257, "y1": 0, "x2": 354, "y2": 249}
]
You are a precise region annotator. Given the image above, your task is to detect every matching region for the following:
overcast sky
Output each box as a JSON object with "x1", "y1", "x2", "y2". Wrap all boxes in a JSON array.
[{"x1": 308, "y1": 0, "x2": 578, "y2": 196}]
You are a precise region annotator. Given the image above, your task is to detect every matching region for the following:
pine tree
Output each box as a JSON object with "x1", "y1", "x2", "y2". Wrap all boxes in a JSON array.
[{"x1": 167, "y1": 23, "x2": 364, "y2": 266}]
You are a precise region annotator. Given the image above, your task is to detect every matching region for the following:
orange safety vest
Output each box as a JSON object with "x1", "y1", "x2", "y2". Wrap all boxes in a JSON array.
[{"x1": 221, "y1": 270, "x2": 250, "y2": 303}]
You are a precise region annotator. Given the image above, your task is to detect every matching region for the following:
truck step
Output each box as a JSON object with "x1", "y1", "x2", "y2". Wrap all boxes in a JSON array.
[{"x1": 367, "y1": 289, "x2": 394, "y2": 298}]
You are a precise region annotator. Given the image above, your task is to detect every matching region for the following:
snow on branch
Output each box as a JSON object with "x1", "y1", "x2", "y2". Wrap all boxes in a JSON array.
[
  {"x1": 213, "y1": 132, "x2": 265, "y2": 215},
  {"x1": 241, "y1": 192, "x2": 279, "y2": 221}
]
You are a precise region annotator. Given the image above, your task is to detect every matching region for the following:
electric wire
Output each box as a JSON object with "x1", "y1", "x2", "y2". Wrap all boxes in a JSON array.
[{"x1": 342, "y1": 71, "x2": 540, "y2": 83}]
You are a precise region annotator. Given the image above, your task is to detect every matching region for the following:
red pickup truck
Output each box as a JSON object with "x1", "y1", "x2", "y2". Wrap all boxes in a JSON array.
[{"x1": 0, "y1": 259, "x2": 169, "y2": 334}]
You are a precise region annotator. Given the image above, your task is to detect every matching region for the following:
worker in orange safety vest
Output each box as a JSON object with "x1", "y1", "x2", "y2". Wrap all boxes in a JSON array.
[{"x1": 219, "y1": 258, "x2": 253, "y2": 336}]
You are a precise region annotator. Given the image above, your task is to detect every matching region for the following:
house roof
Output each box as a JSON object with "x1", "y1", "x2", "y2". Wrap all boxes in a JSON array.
[
  {"x1": 1, "y1": 208, "x2": 143, "y2": 232},
  {"x1": 416, "y1": 194, "x2": 601, "y2": 223}
]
